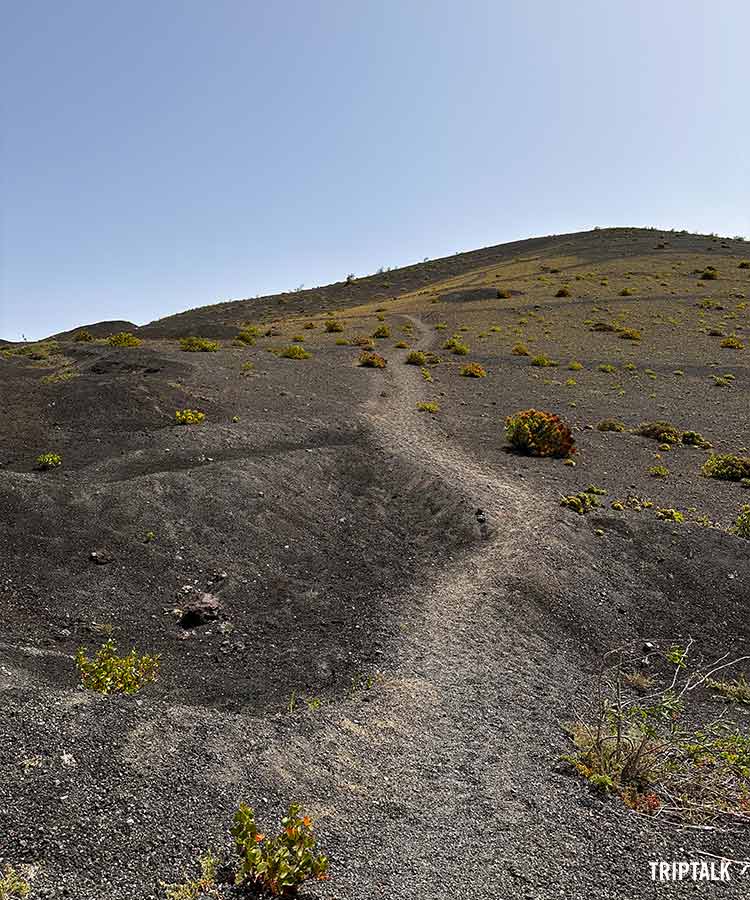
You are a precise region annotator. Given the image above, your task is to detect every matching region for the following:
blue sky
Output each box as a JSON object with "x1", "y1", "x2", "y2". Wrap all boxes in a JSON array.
[{"x1": 2, "y1": 0, "x2": 748, "y2": 341}]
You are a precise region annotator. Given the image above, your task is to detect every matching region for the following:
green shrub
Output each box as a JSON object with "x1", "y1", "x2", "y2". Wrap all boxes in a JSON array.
[
  {"x1": 179, "y1": 336, "x2": 219, "y2": 352},
  {"x1": 735, "y1": 505, "x2": 750, "y2": 539},
  {"x1": 511, "y1": 342, "x2": 530, "y2": 356},
  {"x1": 108, "y1": 331, "x2": 141, "y2": 348},
  {"x1": 618, "y1": 328, "x2": 641, "y2": 341},
  {"x1": 358, "y1": 351, "x2": 386, "y2": 368},
  {"x1": 720, "y1": 335, "x2": 745, "y2": 350},
  {"x1": 324, "y1": 319, "x2": 344, "y2": 333},
  {"x1": 656, "y1": 507, "x2": 684, "y2": 522},
  {"x1": 0, "y1": 865, "x2": 30, "y2": 899},
  {"x1": 648, "y1": 465, "x2": 670, "y2": 478},
  {"x1": 406, "y1": 350, "x2": 427, "y2": 366},
  {"x1": 637, "y1": 421, "x2": 681, "y2": 444},
  {"x1": 460, "y1": 362, "x2": 486, "y2": 378},
  {"x1": 241, "y1": 361, "x2": 255, "y2": 375},
  {"x1": 237, "y1": 330, "x2": 257, "y2": 346},
  {"x1": 598, "y1": 363, "x2": 616, "y2": 373},
  {"x1": 505, "y1": 409, "x2": 576, "y2": 458},
  {"x1": 352, "y1": 335, "x2": 375, "y2": 349},
  {"x1": 73, "y1": 329, "x2": 94, "y2": 342},
  {"x1": 560, "y1": 489, "x2": 601, "y2": 515},
  {"x1": 702, "y1": 454, "x2": 750, "y2": 481},
  {"x1": 619, "y1": 287, "x2": 635, "y2": 296},
  {"x1": 36, "y1": 452, "x2": 62, "y2": 470},
  {"x1": 568, "y1": 360, "x2": 583, "y2": 371},
  {"x1": 681, "y1": 430, "x2": 711, "y2": 448},
  {"x1": 596, "y1": 419, "x2": 625, "y2": 432},
  {"x1": 75, "y1": 639, "x2": 160, "y2": 694},
  {"x1": 175, "y1": 408, "x2": 205, "y2": 425},
  {"x1": 232, "y1": 803, "x2": 329, "y2": 896},
  {"x1": 373, "y1": 324, "x2": 390, "y2": 339},
  {"x1": 530, "y1": 354, "x2": 558, "y2": 367},
  {"x1": 416, "y1": 401, "x2": 439, "y2": 413},
  {"x1": 443, "y1": 335, "x2": 469, "y2": 355},
  {"x1": 278, "y1": 345, "x2": 311, "y2": 359}
]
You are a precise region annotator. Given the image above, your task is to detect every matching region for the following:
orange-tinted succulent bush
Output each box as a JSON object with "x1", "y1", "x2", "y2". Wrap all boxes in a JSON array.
[{"x1": 505, "y1": 409, "x2": 576, "y2": 458}]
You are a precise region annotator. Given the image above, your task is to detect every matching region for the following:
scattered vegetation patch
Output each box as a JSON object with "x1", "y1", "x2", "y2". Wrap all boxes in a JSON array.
[
  {"x1": 179, "y1": 336, "x2": 219, "y2": 352},
  {"x1": 636, "y1": 421, "x2": 682, "y2": 444},
  {"x1": 175, "y1": 409, "x2": 205, "y2": 425},
  {"x1": 278, "y1": 345, "x2": 312, "y2": 359},
  {"x1": 373, "y1": 324, "x2": 390, "y2": 339},
  {"x1": 443, "y1": 335, "x2": 469, "y2": 355},
  {"x1": 505, "y1": 409, "x2": 575, "y2": 458},
  {"x1": 598, "y1": 363, "x2": 616, "y2": 374},
  {"x1": 406, "y1": 350, "x2": 427, "y2": 366},
  {"x1": 73, "y1": 329, "x2": 94, "y2": 342},
  {"x1": 618, "y1": 328, "x2": 641, "y2": 341},
  {"x1": 656, "y1": 507, "x2": 683, "y2": 522},
  {"x1": 324, "y1": 319, "x2": 344, "y2": 333},
  {"x1": 108, "y1": 331, "x2": 142, "y2": 348},
  {"x1": 710, "y1": 674, "x2": 750, "y2": 704},
  {"x1": 560, "y1": 488, "x2": 602, "y2": 515},
  {"x1": 237, "y1": 327, "x2": 260, "y2": 345},
  {"x1": 700, "y1": 266, "x2": 719, "y2": 280},
  {"x1": 36, "y1": 452, "x2": 62, "y2": 470},
  {"x1": 597, "y1": 419, "x2": 625, "y2": 432},
  {"x1": 511, "y1": 342, "x2": 530, "y2": 356},
  {"x1": 358, "y1": 351, "x2": 386, "y2": 368},
  {"x1": 416, "y1": 401, "x2": 439, "y2": 413},
  {"x1": 648, "y1": 465, "x2": 669, "y2": 478},
  {"x1": 75, "y1": 639, "x2": 160, "y2": 695},
  {"x1": 619, "y1": 287, "x2": 635, "y2": 296},
  {"x1": 460, "y1": 362, "x2": 486, "y2": 378},
  {"x1": 702, "y1": 454, "x2": 750, "y2": 481},
  {"x1": 720, "y1": 335, "x2": 745, "y2": 350},
  {"x1": 530, "y1": 354, "x2": 558, "y2": 367}
]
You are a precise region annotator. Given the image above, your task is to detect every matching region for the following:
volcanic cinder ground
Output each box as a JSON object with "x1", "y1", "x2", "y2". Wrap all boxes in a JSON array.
[{"x1": 1, "y1": 227, "x2": 749, "y2": 899}]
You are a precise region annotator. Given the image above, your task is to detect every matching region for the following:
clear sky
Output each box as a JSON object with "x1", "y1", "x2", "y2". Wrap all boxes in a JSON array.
[{"x1": 2, "y1": 1, "x2": 748, "y2": 341}]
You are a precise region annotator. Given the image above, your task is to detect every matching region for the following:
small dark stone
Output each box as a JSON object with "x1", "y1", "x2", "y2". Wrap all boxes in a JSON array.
[{"x1": 89, "y1": 550, "x2": 113, "y2": 565}]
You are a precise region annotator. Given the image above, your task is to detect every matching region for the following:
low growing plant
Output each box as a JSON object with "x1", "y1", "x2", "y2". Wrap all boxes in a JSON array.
[
  {"x1": 278, "y1": 345, "x2": 311, "y2": 359},
  {"x1": 460, "y1": 362, "x2": 486, "y2": 378},
  {"x1": 231, "y1": 802, "x2": 329, "y2": 896},
  {"x1": 108, "y1": 331, "x2": 142, "y2": 348},
  {"x1": 75, "y1": 638, "x2": 160, "y2": 694},
  {"x1": 358, "y1": 351, "x2": 386, "y2": 368},
  {"x1": 179, "y1": 336, "x2": 219, "y2": 352},
  {"x1": 702, "y1": 453, "x2": 750, "y2": 482},
  {"x1": 406, "y1": 350, "x2": 427, "y2": 366},
  {"x1": 36, "y1": 451, "x2": 62, "y2": 470},
  {"x1": 175, "y1": 408, "x2": 205, "y2": 425},
  {"x1": 0, "y1": 865, "x2": 30, "y2": 899}
]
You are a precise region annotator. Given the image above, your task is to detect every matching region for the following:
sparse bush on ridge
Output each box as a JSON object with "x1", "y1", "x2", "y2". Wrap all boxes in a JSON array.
[
  {"x1": 180, "y1": 336, "x2": 219, "y2": 352},
  {"x1": 75, "y1": 639, "x2": 160, "y2": 695},
  {"x1": 73, "y1": 329, "x2": 94, "y2": 342},
  {"x1": 505, "y1": 409, "x2": 576, "y2": 458},
  {"x1": 108, "y1": 331, "x2": 142, "y2": 348}
]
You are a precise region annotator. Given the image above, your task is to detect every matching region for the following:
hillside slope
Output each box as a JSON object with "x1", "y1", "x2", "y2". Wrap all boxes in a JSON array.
[{"x1": 1, "y1": 227, "x2": 749, "y2": 898}]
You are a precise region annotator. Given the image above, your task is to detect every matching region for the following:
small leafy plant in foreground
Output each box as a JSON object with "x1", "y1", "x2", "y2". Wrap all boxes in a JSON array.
[
  {"x1": 36, "y1": 452, "x2": 62, "y2": 470},
  {"x1": 735, "y1": 504, "x2": 750, "y2": 539},
  {"x1": 232, "y1": 802, "x2": 329, "y2": 896},
  {"x1": 163, "y1": 851, "x2": 220, "y2": 899},
  {"x1": 76, "y1": 639, "x2": 160, "y2": 695},
  {"x1": 175, "y1": 409, "x2": 205, "y2": 425},
  {"x1": 505, "y1": 409, "x2": 576, "y2": 458}
]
